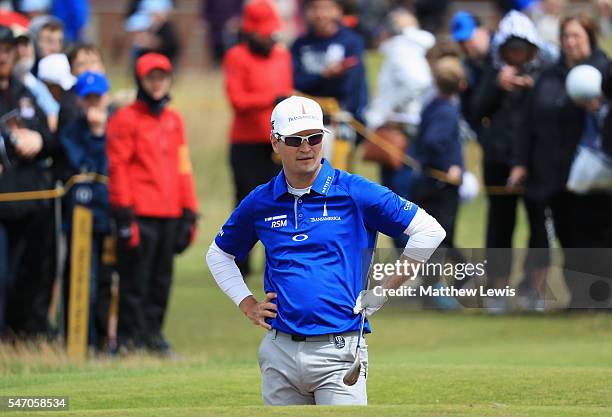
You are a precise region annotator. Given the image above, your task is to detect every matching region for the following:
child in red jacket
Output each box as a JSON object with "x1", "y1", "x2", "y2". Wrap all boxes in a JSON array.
[
  {"x1": 223, "y1": 0, "x2": 293, "y2": 275},
  {"x1": 107, "y1": 53, "x2": 198, "y2": 354}
]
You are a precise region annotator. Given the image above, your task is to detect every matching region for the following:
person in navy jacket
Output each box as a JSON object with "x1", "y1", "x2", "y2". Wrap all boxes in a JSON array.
[
  {"x1": 410, "y1": 56, "x2": 465, "y2": 250},
  {"x1": 59, "y1": 71, "x2": 111, "y2": 348},
  {"x1": 290, "y1": 0, "x2": 368, "y2": 126}
]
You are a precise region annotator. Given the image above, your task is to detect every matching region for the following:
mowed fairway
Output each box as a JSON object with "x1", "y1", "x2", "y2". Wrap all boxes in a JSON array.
[
  {"x1": 2, "y1": 307, "x2": 612, "y2": 416},
  {"x1": 1, "y1": 64, "x2": 612, "y2": 417}
]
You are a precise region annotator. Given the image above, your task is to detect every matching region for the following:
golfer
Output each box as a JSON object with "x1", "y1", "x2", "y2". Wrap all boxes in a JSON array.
[{"x1": 206, "y1": 96, "x2": 445, "y2": 405}]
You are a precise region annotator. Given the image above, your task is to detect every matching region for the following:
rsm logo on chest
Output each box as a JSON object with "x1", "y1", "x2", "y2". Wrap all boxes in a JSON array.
[{"x1": 264, "y1": 215, "x2": 288, "y2": 228}]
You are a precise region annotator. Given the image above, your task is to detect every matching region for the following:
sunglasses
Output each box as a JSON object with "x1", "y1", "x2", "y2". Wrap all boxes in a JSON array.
[{"x1": 274, "y1": 132, "x2": 324, "y2": 147}]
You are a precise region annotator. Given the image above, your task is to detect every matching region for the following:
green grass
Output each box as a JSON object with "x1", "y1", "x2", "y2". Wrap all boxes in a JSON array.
[
  {"x1": 0, "y1": 58, "x2": 611, "y2": 416},
  {"x1": 2, "y1": 310, "x2": 612, "y2": 416}
]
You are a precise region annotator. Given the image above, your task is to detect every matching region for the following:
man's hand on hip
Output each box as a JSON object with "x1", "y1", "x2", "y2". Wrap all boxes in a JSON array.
[
  {"x1": 353, "y1": 290, "x2": 387, "y2": 318},
  {"x1": 239, "y1": 293, "x2": 277, "y2": 330}
]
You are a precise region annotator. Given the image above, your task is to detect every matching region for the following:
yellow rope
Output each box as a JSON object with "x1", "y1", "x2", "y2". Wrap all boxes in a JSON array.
[{"x1": 0, "y1": 173, "x2": 108, "y2": 202}]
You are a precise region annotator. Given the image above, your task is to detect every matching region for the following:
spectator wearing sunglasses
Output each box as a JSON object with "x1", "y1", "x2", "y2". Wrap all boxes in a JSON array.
[{"x1": 223, "y1": 0, "x2": 292, "y2": 276}]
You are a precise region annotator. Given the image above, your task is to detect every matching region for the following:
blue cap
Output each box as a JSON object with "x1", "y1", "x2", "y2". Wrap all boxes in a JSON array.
[
  {"x1": 450, "y1": 11, "x2": 477, "y2": 42},
  {"x1": 74, "y1": 71, "x2": 110, "y2": 97},
  {"x1": 513, "y1": 0, "x2": 536, "y2": 11}
]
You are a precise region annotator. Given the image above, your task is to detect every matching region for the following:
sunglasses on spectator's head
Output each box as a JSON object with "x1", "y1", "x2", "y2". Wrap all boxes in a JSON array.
[{"x1": 274, "y1": 132, "x2": 324, "y2": 147}]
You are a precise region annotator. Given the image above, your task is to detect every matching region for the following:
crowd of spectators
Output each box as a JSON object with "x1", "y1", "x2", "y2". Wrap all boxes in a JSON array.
[
  {"x1": 0, "y1": 0, "x2": 198, "y2": 355},
  {"x1": 222, "y1": 0, "x2": 612, "y2": 314}
]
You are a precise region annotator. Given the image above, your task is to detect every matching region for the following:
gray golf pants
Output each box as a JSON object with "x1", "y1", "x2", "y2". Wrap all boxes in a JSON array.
[{"x1": 258, "y1": 329, "x2": 368, "y2": 405}]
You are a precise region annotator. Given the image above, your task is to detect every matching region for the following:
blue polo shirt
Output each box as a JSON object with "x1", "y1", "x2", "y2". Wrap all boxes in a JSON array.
[{"x1": 215, "y1": 159, "x2": 418, "y2": 336}]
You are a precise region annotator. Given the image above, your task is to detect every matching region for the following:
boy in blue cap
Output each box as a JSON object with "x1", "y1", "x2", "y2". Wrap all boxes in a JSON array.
[{"x1": 60, "y1": 71, "x2": 112, "y2": 349}]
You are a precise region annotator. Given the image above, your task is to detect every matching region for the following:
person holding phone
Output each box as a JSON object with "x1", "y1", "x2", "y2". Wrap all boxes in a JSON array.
[{"x1": 469, "y1": 11, "x2": 555, "y2": 311}]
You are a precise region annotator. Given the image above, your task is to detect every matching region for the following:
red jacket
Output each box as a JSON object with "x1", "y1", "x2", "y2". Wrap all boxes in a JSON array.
[
  {"x1": 107, "y1": 101, "x2": 198, "y2": 218},
  {"x1": 224, "y1": 43, "x2": 293, "y2": 144}
]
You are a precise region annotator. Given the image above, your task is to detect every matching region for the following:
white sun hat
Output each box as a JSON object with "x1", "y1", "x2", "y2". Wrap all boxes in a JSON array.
[
  {"x1": 271, "y1": 96, "x2": 331, "y2": 136},
  {"x1": 38, "y1": 53, "x2": 76, "y2": 91}
]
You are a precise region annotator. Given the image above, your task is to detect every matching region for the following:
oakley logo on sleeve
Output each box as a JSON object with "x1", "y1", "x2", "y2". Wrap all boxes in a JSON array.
[{"x1": 400, "y1": 198, "x2": 414, "y2": 211}]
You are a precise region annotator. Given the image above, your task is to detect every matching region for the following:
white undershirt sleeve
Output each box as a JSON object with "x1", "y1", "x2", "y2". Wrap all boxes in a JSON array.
[
  {"x1": 402, "y1": 208, "x2": 446, "y2": 262},
  {"x1": 206, "y1": 241, "x2": 253, "y2": 306}
]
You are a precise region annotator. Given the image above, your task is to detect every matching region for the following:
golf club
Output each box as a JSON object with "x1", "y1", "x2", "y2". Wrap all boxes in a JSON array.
[{"x1": 343, "y1": 311, "x2": 366, "y2": 386}]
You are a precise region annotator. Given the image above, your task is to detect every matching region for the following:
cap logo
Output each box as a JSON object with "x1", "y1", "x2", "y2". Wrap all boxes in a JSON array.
[
  {"x1": 288, "y1": 114, "x2": 317, "y2": 122},
  {"x1": 301, "y1": 103, "x2": 306, "y2": 114}
]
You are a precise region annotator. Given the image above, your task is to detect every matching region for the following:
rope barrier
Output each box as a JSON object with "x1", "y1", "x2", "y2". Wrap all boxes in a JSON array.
[
  {"x1": 0, "y1": 173, "x2": 108, "y2": 203},
  {"x1": 346, "y1": 116, "x2": 612, "y2": 196}
]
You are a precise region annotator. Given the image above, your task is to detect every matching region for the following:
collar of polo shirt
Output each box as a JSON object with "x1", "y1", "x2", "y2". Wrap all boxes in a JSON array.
[{"x1": 273, "y1": 158, "x2": 335, "y2": 199}]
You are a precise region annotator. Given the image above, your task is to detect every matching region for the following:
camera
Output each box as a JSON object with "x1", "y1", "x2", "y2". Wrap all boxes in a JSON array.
[{"x1": 0, "y1": 110, "x2": 22, "y2": 171}]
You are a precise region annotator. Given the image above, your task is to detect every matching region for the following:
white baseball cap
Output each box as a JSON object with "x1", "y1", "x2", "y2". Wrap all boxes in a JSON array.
[
  {"x1": 20, "y1": 0, "x2": 51, "y2": 13},
  {"x1": 271, "y1": 96, "x2": 330, "y2": 136},
  {"x1": 566, "y1": 65, "x2": 602, "y2": 102},
  {"x1": 124, "y1": 11, "x2": 153, "y2": 32},
  {"x1": 38, "y1": 53, "x2": 76, "y2": 91}
]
